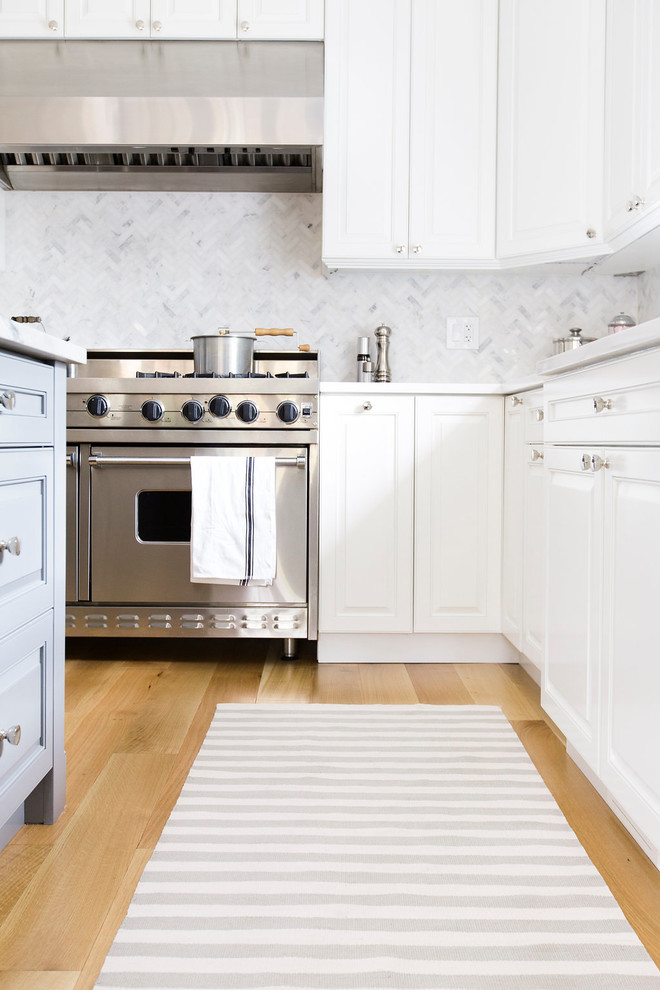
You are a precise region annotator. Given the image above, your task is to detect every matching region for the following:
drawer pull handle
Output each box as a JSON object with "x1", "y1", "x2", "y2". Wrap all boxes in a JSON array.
[
  {"x1": 510, "y1": 395, "x2": 523, "y2": 407},
  {"x1": 593, "y1": 396, "x2": 612, "y2": 413},
  {"x1": 0, "y1": 391, "x2": 16, "y2": 410},
  {"x1": 531, "y1": 448, "x2": 544, "y2": 461},
  {"x1": 0, "y1": 537, "x2": 20, "y2": 556},
  {"x1": 0, "y1": 725, "x2": 21, "y2": 756},
  {"x1": 534, "y1": 408, "x2": 544, "y2": 422},
  {"x1": 363, "y1": 401, "x2": 372, "y2": 411}
]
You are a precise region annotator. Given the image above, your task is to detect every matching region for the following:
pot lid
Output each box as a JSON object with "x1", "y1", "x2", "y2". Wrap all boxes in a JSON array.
[{"x1": 553, "y1": 327, "x2": 597, "y2": 343}]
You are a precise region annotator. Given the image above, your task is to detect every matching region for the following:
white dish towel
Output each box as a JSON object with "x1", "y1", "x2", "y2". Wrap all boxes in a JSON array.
[{"x1": 190, "y1": 455, "x2": 277, "y2": 586}]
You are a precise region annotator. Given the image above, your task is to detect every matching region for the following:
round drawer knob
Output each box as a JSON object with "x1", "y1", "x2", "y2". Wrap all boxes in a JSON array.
[
  {"x1": 0, "y1": 537, "x2": 20, "y2": 556},
  {"x1": 136, "y1": 19, "x2": 145, "y2": 30},
  {"x1": 0, "y1": 391, "x2": 16, "y2": 410},
  {"x1": 593, "y1": 396, "x2": 612, "y2": 414},
  {"x1": 48, "y1": 20, "x2": 58, "y2": 31},
  {"x1": 530, "y1": 448, "x2": 544, "y2": 462},
  {"x1": 586, "y1": 228, "x2": 597, "y2": 239},
  {"x1": 510, "y1": 395, "x2": 523, "y2": 407},
  {"x1": 363, "y1": 401, "x2": 372, "y2": 411},
  {"x1": 0, "y1": 725, "x2": 21, "y2": 755},
  {"x1": 241, "y1": 20, "x2": 250, "y2": 31},
  {"x1": 152, "y1": 20, "x2": 163, "y2": 31}
]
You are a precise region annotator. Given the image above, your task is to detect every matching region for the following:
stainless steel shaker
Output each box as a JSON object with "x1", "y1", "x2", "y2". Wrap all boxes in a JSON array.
[{"x1": 374, "y1": 324, "x2": 392, "y2": 382}]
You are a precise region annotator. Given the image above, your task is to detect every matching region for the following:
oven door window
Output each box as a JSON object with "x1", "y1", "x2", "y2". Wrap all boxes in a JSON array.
[{"x1": 136, "y1": 490, "x2": 191, "y2": 543}]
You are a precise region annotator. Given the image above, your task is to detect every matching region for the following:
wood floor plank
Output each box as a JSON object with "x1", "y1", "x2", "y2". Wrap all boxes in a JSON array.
[
  {"x1": 257, "y1": 658, "x2": 317, "y2": 702},
  {"x1": 454, "y1": 661, "x2": 542, "y2": 719},
  {"x1": 0, "y1": 974, "x2": 80, "y2": 990},
  {"x1": 358, "y1": 663, "x2": 418, "y2": 704},
  {"x1": 0, "y1": 753, "x2": 173, "y2": 971},
  {"x1": 310, "y1": 662, "x2": 364, "y2": 704},
  {"x1": 405, "y1": 663, "x2": 474, "y2": 704},
  {"x1": 0, "y1": 842, "x2": 50, "y2": 925},
  {"x1": 513, "y1": 718, "x2": 660, "y2": 967},
  {"x1": 73, "y1": 847, "x2": 152, "y2": 990}
]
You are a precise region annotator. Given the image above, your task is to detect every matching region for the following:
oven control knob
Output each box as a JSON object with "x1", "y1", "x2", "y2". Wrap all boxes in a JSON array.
[
  {"x1": 276, "y1": 400, "x2": 300, "y2": 424},
  {"x1": 181, "y1": 399, "x2": 204, "y2": 423},
  {"x1": 87, "y1": 394, "x2": 109, "y2": 417},
  {"x1": 209, "y1": 395, "x2": 231, "y2": 419},
  {"x1": 236, "y1": 400, "x2": 259, "y2": 424},
  {"x1": 141, "y1": 399, "x2": 164, "y2": 423}
]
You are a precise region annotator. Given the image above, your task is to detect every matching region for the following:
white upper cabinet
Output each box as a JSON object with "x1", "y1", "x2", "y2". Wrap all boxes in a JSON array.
[
  {"x1": 2, "y1": 0, "x2": 322, "y2": 38},
  {"x1": 322, "y1": 0, "x2": 411, "y2": 265},
  {"x1": 497, "y1": 0, "x2": 606, "y2": 262},
  {"x1": 149, "y1": 0, "x2": 237, "y2": 39},
  {"x1": 408, "y1": 0, "x2": 497, "y2": 262},
  {"x1": 0, "y1": 0, "x2": 64, "y2": 37},
  {"x1": 322, "y1": 0, "x2": 498, "y2": 268},
  {"x1": 237, "y1": 0, "x2": 323, "y2": 40},
  {"x1": 65, "y1": 0, "x2": 150, "y2": 38},
  {"x1": 604, "y1": 0, "x2": 660, "y2": 248}
]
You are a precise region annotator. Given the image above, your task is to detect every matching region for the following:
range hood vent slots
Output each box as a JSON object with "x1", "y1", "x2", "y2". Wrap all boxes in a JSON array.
[{"x1": 0, "y1": 40, "x2": 323, "y2": 193}]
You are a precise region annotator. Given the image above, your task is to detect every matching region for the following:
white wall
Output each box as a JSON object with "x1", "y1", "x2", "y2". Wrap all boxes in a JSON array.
[{"x1": 0, "y1": 191, "x2": 638, "y2": 382}]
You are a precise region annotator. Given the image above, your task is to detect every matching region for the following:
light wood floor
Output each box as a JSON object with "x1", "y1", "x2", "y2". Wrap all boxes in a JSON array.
[{"x1": 0, "y1": 640, "x2": 659, "y2": 988}]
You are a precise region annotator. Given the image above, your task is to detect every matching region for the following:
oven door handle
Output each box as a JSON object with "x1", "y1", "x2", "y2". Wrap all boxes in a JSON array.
[{"x1": 88, "y1": 454, "x2": 306, "y2": 468}]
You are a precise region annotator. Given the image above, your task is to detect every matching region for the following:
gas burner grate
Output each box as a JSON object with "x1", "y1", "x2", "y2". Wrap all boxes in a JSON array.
[
  {"x1": 274, "y1": 371, "x2": 310, "y2": 379},
  {"x1": 136, "y1": 371, "x2": 181, "y2": 378},
  {"x1": 182, "y1": 371, "x2": 274, "y2": 379}
]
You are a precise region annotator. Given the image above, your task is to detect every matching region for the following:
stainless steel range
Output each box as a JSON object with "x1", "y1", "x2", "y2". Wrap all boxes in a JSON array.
[{"x1": 65, "y1": 348, "x2": 319, "y2": 659}]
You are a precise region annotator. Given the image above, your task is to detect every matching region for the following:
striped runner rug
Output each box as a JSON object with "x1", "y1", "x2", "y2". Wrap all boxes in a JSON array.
[{"x1": 94, "y1": 704, "x2": 660, "y2": 989}]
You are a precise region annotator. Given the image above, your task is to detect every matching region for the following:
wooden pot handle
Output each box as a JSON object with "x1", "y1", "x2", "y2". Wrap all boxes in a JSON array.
[{"x1": 255, "y1": 327, "x2": 294, "y2": 337}]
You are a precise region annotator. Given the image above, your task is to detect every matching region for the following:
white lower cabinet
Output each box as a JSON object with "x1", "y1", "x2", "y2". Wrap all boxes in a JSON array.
[
  {"x1": 542, "y1": 356, "x2": 660, "y2": 862},
  {"x1": 319, "y1": 392, "x2": 503, "y2": 636},
  {"x1": 543, "y1": 445, "x2": 604, "y2": 772}
]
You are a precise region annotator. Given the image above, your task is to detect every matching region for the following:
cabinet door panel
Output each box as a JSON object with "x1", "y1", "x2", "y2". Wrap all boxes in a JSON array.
[
  {"x1": 521, "y1": 448, "x2": 545, "y2": 669},
  {"x1": 408, "y1": 0, "x2": 497, "y2": 260},
  {"x1": 414, "y1": 396, "x2": 503, "y2": 632},
  {"x1": 0, "y1": 0, "x2": 63, "y2": 37},
  {"x1": 601, "y1": 448, "x2": 660, "y2": 852},
  {"x1": 65, "y1": 0, "x2": 150, "y2": 38},
  {"x1": 322, "y1": 0, "x2": 411, "y2": 262},
  {"x1": 0, "y1": 449, "x2": 53, "y2": 637},
  {"x1": 543, "y1": 446, "x2": 602, "y2": 771},
  {"x1": 497, "y1": 0, "x2": 606, "y2": 259},
  {"x1": 501, "y1": 396, "x2": 524, "y2": 648},
  {"x1": 238, "y1": 0, "x2": 323, "y2": 39},
  {"x1": 319, "y1": 395, "x2": 414, "y2": 632},
  {"x1": 150, "y1": 0, "x2": 236, "y2": 38}
]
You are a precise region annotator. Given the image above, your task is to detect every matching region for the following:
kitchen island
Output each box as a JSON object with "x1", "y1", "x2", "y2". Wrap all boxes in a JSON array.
[{"x1": 0, "y1": 318, "x2": 85, "y2": 850}]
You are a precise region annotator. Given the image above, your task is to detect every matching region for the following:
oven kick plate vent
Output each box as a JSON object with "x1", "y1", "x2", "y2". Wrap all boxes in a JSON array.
[{"x1": 65, "y1": 605, "x2": 307, "y2": 638}]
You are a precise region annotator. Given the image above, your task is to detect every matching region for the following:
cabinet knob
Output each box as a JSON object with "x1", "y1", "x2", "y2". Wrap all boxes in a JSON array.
[
  {"x1": 0, "y1": 725, "x2": 21, "y2": 756},
  {"x1": 395, "y1": 245, "x2": 405, "y2": 254},
  {"x1": 593, "y1": 396, "x2": 612, "y2": 414},
  {"x1": 136, "y1": 19, "x2": 145, "y2": 30},
  {"x1": 534, "y1": 408, "x2": 544, "y2": 422},
  {"x1": 0, "y1": 391, "x2": 16, "y2": 410},
  {"x1": 241, "y1": 20, "x2": 250, "y2": 31},
  {"x1": 530, "y1": 448, "x2": 544, "y2": 461},
  {"x1": 362, "y1": 401, "x2": 372, "y2": 411},
  {"x1": 48, "y1": 20, "x2": 58, "y2": 31},
  {"x1": 510, "y1": 395, "x2": 523, "y2": 407},
  {"x1": 626, "y1": 194, "x2": 645, "y2": 212},
  {"x1": 581, "y1": 453, "x2": 592, "y2": 471},
  {"x1": 412, "y1": 245, "x2": 422, "y2": 254},
  {"x1": 0, "y1": 537, "x2": 20, "y2": 556},
  {"x1": 152, "y1": 20, "x2": 163, "y2": 31},
  {"x1": 586, "y1": 228, "x2": 597, "y2": 239},
  {"x1": 590, "y1": 454, "x2": 610, "y2": 472}
]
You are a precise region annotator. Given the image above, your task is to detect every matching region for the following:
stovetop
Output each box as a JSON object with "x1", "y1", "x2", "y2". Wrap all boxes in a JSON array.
[{"x1": 67, "y1": 348, "x2": 319, "y2": 431}]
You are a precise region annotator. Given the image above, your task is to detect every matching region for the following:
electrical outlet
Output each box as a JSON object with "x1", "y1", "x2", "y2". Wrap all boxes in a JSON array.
[{"x1": 446, "y1": 316, "x2": 480, "y2": 350}]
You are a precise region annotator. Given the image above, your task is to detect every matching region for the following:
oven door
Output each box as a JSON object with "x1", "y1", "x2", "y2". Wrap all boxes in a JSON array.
[{"x1": 87, "y1": 445, "x2": 308, "y2": 606}]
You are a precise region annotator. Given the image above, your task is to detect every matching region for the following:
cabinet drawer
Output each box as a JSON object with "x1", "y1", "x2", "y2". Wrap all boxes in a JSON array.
[
  {"x1": 0, "y1": 350, "x2": 54, "y2": 446},
  {"x1": 544, "y1": 348, "x2": 660, "y2": 443},
  {"x1": 0, "y1": 449, "x2": 53, "y2": 636},
  {"x1": 0, "y1": 612, "x2": 52, "y2": 818}
]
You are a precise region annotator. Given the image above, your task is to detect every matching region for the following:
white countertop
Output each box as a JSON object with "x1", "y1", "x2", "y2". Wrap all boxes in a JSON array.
[
  {"x1": 0, "y1": 316, "x2": 86, "y2": 366},
  {"x1": 320, "y1": 376, "x2": 541, "y2": 395},
  {"x1": 536, "y1": 317, "x2": 660, "y2": 377}
]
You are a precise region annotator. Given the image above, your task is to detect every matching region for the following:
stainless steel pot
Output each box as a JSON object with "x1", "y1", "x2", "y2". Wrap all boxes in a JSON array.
[
  {"x1": 191, "y1": 328, "x2": 294, "y2": 375},
  {"x1": 552, "y1": 327, "x2": 597, "y2": 355}
]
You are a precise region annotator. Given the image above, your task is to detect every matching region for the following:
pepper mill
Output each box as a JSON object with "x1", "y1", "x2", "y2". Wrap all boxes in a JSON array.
[{"x1": 374, "y1": 324, "x2": 392, "y2": 382}]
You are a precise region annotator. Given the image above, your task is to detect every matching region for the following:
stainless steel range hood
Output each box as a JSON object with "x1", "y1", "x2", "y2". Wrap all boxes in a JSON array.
[{"x1": 0, "y1": 40, "x2": 323, "y2": 193}]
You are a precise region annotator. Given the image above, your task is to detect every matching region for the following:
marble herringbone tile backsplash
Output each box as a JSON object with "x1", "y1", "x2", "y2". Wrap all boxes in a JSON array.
[{"x1": 0, "y1": 191, "x2": 642, "y2": 382}]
